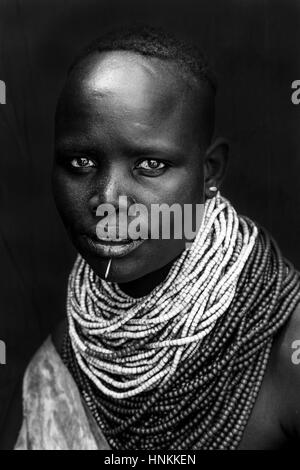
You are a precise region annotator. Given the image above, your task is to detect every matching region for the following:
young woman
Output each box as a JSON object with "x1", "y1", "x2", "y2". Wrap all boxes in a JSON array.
[{"x1": 14, "y1": 26, "x2": 300, "y2": 450}]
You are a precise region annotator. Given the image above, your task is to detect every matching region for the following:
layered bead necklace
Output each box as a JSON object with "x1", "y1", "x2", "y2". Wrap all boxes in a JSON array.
[
  {"x1": 66, "y1": 192, "x2": 257, "y2": 398},
  {"x1": 62, "y1": 192, "x2": 300, "y2": 449}
]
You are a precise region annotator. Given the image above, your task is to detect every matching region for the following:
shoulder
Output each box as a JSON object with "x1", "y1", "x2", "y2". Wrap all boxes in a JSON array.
[
  {"x1": 270, "y1": 300, "x2": 300, "y2": 439},
  {"x1": 23, "y1": 334, "x2": 68, "y2": 406}
]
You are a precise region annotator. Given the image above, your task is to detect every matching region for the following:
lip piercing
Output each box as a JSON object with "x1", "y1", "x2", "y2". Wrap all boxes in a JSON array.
[{"x1": 105, "y1": 258, "x2": 112, "y2": 279}]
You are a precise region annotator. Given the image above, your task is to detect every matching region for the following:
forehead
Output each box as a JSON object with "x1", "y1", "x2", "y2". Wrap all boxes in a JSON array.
[
  {"x1": 79, "y1": 52, "x2": 185, "y2": 119},
  {"x1": 55, "y1": 51, "x2": 207, "y2": 151}
]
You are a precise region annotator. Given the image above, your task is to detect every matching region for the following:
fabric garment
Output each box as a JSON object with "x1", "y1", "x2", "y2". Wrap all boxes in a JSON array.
[{"x1": 14, "y1": 337, "x2": 111, "y2": 450}]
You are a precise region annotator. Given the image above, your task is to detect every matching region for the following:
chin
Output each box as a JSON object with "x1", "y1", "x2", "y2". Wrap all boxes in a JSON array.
[{"x1": 72, "y1": 234, "x2": 184, "y2": 284}]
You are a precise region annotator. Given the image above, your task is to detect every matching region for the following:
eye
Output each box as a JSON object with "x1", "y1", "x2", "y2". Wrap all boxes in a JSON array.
[
  {"x1": 136, "y1": 159, "x2": 167, "y2": 172},
  {"x1": 69, "y1": 157, "x2": 96, "y2": 169}
]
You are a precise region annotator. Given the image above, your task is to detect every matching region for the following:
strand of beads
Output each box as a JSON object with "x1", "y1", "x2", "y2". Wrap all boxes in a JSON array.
[
  {"x1": 62, "y1": 224, "x2": 300, "y2": 450},
  {"x1": 67, "y1": 192, "x2": 258, "y2": 399}
]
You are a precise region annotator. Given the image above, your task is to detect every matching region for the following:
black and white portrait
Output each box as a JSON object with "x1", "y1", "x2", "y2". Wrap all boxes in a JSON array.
[{"x1": 1, "y1": 0, "x2": 300, "y2": 452}]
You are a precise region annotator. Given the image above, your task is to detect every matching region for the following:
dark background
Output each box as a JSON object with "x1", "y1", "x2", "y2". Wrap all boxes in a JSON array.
[{"x1": 0, "y1": 0, "x2": 300, "y2": 444}]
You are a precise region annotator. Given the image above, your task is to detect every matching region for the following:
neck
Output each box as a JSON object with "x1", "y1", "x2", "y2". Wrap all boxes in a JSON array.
[{"x1": 117, "y1": 254, "x2": 181, "y2": 299}]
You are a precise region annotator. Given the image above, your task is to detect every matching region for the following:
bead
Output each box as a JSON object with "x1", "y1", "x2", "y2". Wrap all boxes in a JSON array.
[
  {"x1": 59, "y1": 191, "x2": 300, "y2": 450},
  {"x1": 65, "y1": 192, "x2": 258, "y2": 400}
]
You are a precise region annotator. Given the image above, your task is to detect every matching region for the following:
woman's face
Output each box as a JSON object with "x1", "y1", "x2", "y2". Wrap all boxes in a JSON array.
[{"x1": 52, "y1": 51, "x2": 208, "y2": 283}]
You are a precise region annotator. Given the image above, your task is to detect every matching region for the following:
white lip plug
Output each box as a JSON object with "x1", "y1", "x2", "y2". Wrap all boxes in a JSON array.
[{"x1": 104, "y1": 258, "x2": 112, "y2": 280}]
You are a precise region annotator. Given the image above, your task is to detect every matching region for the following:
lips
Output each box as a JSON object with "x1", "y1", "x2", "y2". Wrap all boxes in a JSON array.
[
  {"x1": 90, "y1": 235, "x2": 133, "y2": 245},
  {"x1": 80, "y1": 234, "x2": 146, "y2": 258}
]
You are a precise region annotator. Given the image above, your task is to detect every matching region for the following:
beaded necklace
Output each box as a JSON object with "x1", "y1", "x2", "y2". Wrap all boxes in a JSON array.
[
  {"x1": 66, "y1": 193, "x2": 257, "y2": 398},
  {"x1": 62, "y1": 192, "x2": 300, "y2": 449}
]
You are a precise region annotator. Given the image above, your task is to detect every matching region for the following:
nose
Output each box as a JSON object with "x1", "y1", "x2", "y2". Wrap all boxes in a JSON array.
[{"x1": 89, "y1": 164, "x2": 135, "y2": 216}]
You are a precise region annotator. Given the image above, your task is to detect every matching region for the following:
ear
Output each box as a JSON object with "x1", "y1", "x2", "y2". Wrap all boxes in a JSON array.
[{"x1": 204, "y1": 137, "x2": 229, "y2": 199}]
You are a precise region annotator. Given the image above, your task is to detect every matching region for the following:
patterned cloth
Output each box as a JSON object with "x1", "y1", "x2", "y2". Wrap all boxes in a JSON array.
[{"x1": 14, "y1": 337, "x2": 111, "y2": 450}]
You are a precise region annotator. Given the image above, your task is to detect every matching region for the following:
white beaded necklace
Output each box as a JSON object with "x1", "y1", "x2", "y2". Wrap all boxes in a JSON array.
[{"x1": 67, "y1": 192, "x2": 258, "y2": 399}]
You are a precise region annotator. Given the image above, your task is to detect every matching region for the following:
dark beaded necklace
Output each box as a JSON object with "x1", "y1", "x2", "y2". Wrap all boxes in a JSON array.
[{"x1": 61, "y1": 221, "x2": 300, "y2": 450}]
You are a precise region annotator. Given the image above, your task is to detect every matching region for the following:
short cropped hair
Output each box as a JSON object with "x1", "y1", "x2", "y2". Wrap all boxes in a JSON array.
[{"x1": 68, "y1": 24, "x2": 217, "y2": 94}]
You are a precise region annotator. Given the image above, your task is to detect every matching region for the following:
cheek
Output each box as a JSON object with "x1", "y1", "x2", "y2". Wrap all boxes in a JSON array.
[
  {"x1": 184, "y1": 172, "x2": 205, "y2": 206},
  {"x1": 155, "y1": 170, "x2": 204, "y2": 207},
  {"x1": 185, "y1": 161, "x2": 205, "y2": 200},
  {"x1": 52, "y1": 169, "x2": 90, "y2": 226}
]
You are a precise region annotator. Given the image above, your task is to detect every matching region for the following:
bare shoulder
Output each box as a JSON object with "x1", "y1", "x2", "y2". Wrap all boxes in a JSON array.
[
  {"x1": 269, "y1": 300, "x2": 300, "y2": 438},
  {"x1": 238, "y1": 300, "x2": 300, "y2": 449}
]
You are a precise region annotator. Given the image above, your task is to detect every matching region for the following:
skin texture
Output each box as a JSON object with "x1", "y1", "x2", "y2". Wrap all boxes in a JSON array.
[{"x1": 53, "y1": 51, "x2": 226, "y2": 297}]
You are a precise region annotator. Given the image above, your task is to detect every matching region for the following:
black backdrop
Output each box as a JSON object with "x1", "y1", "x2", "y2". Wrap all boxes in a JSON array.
[{"x1": 0, "y1": 0, "x2": 300, "y2": 442}]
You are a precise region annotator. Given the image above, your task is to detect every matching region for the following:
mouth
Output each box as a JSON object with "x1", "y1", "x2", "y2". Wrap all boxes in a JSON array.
[{"x1": 80, "y1": 234, "x2": 146, "y2": 258}]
